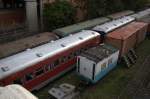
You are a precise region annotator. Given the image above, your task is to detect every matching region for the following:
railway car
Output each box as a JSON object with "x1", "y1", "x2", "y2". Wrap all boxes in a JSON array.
[
  {"x1": 77, "y1": 44, "x2": 119, "y2": 83},
  {"x1": 0, "y1": 32, "x2": 59, "y2": 59},
  {"x1": 53, "y1": 17, "x2": 110, "y2": 37},
  {"x1": 93, "y1": 16, "x2": 135, "y2": 40},
  {"x1": 137, "y1": 17, "x2": 150, "y2": 37},
  {"x1": 0, "y1": 84, "x2": 38, "y2": 99},
  {"x1": 0, "y1": 30, "x2": 100, "y2": 91},
  {"x1": 130, "y1": 8, "x2": 150, "y2": 20},
  {"x1": 107, "y1": 10, "x2": 134, "y2": 20},
  {"x1": 105, "y1": 22, "x2": 148, "y2": 57},
  {"x1": 130, "y1": 8, "x2": 150, "y2": 37}
]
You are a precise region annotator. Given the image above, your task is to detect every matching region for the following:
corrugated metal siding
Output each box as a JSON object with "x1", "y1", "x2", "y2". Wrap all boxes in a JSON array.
[
  {"x1": 134, "y1": 22, "x2": 148, "y2": 44},
  {"x1": 137, "y1": 16, "x2": 150, "y2": 33},
  {"x1": 105, "y1": 22, "x2": 147, "y2": 56},
  {"x1": 53, "y1": 17, "x2": 110, "y2": 37},
  {"x1": 107, "y1": 10, "x2": 134, "y2": 20}
]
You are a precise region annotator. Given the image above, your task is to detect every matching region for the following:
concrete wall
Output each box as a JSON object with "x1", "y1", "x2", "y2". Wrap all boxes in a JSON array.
[{"x1": 25, "y1": 0, "x2": 39, "y2": 32}]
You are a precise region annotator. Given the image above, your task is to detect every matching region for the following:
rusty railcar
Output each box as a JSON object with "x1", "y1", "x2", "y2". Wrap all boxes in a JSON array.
[{"x1": 105, "y1": 22, "x2": 148, "y2": 57}]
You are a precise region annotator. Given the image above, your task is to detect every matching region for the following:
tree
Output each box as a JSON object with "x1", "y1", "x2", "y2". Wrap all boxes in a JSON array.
[{"x1": 43, "y1": 1, "x2": 76, "y2": 31}]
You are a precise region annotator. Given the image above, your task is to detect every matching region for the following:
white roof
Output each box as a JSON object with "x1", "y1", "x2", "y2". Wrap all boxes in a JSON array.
[
  {"x1": 0, "y1": 30, "x2": 100, "y2": 79},
  {"x1": 93, "y1": 16, "x2": 135, "y2": 33},
  {"x1": 0, "y1": 84, "x2": 38, "y2": 99},
  {"x1": 131, "y1": 8, "x2": 150, "y2": 19}
]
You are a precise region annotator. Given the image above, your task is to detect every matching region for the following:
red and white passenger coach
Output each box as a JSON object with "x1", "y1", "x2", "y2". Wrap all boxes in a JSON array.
[{"x1": 0, "y1": 30, "x2": 100, "y2": 91}]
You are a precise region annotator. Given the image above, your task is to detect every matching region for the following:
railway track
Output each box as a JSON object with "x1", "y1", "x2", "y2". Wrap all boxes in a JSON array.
[
  {"x1": 0, "y1": 27, "x2": 37, "y2": 44},
  {"x1": 118, "y1": 55, "x2": 150, "y2": 99}
]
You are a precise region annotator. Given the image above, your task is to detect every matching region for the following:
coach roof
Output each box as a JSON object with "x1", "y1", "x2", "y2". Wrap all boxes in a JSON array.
[
  {"x1": 93, "y1": 16, "x2": 135, "y2": 33},
  {"x1": 0, "y1": 30, "x2": 100, "y2": 79}
]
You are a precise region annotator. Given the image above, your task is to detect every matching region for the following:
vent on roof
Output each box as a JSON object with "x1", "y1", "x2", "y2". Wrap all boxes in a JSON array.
[
  {"x1": 79, "y1": 37, "x2": 83, "y2": 40},
  {"x1": 113, "y1": 24, "x2": 117, "y2": 26},
  {"x1": 1, "y1": 67, "x2": 9, "y2": 72},
  {"x1": 26, "y1": 48, "x2": 31, "y2": 51},
  {"x1": 105, "y1": 27, "x2": 109, "y2": 29},
  {"x1": 120, "y1": 21, "x2": 124, "y2": 23},
  {"x1": 36, "y1": 53, "x2": 43, "y2": 57},
  {"x1": 50, "y1": 40, "x2": 54, "y2": 43},
  {"x1": 69, "y1": 34, "x2": 73, "y2": 36},
  {"x1": 61, "y1": 44, "x2": 66, "y2": 47},
  {"x1": 92, "y1": 32, "x2": 95, "y2": 35}
]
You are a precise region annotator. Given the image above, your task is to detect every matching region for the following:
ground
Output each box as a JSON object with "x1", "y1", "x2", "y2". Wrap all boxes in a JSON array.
[{"x1": 34, "y1": 38, "x2": 150, "y2": 99}]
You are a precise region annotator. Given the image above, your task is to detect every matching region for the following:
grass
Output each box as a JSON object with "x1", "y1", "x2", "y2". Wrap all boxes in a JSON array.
[{"x1": 34, "y1": 38, "x2": 150, "y2": 99}]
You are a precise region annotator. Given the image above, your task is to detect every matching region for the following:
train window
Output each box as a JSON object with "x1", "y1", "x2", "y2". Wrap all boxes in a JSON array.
[
  {"x1": 35, "y1": 68, "x2": 44, "y2": 76},
  {"x1": 54, "y1": 60, "x2": 59, "y2": 66},
  {"x1": 59, "y1": 57, "x2": 64, "y2": 63},
  {"x1": 13, "y1": 78, "x2": 23, "y2": 85},
  {"x1": 25, "y1": 73, "x2": 34, "y2": 81},
  {"x1": 74, "y1": 52, "x2": 78, "y2": 56},
  {"x1": 68, "y1": 55, "x2": 71, "y2": 60},
  {"x1": 50, "y1": 63, "x2": 55, "y2": 70},
  {"x1": 108, "y1": 58, "x2": 113, "y2": 65},
  {"x1": 75, "y1": 50, "x2": 80, "y2": 56},
  {"x1": 101, "y1": 62, "x2": 107, "y2": 69},
  {"x1": 70, "y1": 52, "x2": 75, "y2": 58},
  {"x1": 45, "y1": 65, "x2": 49, "y2": 71}
]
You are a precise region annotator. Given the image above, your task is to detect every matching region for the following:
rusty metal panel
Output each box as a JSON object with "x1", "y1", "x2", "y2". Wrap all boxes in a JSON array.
[
  {"x1": 105, "y1": 22, "x2": 147, "y2": 57},
  {"x1": 137, "y1": 16, "x2": 150, "y2": 33},
  {"x1": 132, "y1": 22, "x2": 148, "y2": 44}
]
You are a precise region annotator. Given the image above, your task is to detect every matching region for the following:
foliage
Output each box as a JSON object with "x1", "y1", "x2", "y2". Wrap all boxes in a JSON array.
[
  {"x1": 122, "y1": 0, "x2": 149, "y2": 10},
  {"x1": 43, "y1": 0, "x2": 76, "y2": 31},
  {"x1": 43, "y1": 0, "x2": 149, "y2": 30},
  {"x1": 86, "y1": 0, "x2": 149, "y2": 19}
]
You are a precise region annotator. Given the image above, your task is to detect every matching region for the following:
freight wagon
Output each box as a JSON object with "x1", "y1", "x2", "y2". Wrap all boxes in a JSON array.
[
  {"x1": 53, "y1": 17, "x2": 110, "y2": 37},
  {"x1": 77, "y1": 44, "x2": 119, "y2": 83},
  {"x1": 0, "y1": 30, "x2": 100, "y2": 91},
  {"x1": 130, "y1": 8, "x2": 150, "y2": 20},
  {"x1": 138, "y1": 17, "x2": 150, "y2": 37},
  {"x1": 105, "y1": 22, "x2": 148, "y2": 57},
  {"x1": 130, "y1": 8, "x2": 150, "y2": 37}
]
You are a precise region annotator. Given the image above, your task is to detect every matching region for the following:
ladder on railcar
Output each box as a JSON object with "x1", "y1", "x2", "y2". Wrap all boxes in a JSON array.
[{"x1": 123, "y1": 49, "x2": 137, "y2": 68}]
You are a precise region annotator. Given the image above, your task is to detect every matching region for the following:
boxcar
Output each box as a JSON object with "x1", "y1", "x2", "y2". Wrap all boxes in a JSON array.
[
  {"x1": 0, "y1": 32, "x2": 59, "y2": 59},
  {"x1": 0, "y1": 30, "x2": 100, "y2": 91},
  {"x1": 138, "y1": 17, "x2": 150, "y2": 37},
  {"x1": 105, "y1": 22, "x2": 148, "y2": 57},
  {"x1": 130, "y1": 8, "x2": 150, "y2": 20},
  {"x1": 0, "y1": 84, "x2": 38, "y2": 99},
  {"x1": 53, "y1": 17, "x2": 110, "y2": 37},
  {"x1": 107, "y1": 10, "x2": 134, "y2": 20},
  {"x1": 77, "y1": 44, "x2": 119, "y2": 83},
  {"x1": 130, "y1": 8, "x2": 150, "y2": 36}
]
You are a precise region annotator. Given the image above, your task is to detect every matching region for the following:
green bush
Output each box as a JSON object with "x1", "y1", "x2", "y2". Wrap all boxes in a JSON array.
[
  {"x1": 43, "y1": 1, "x2": 76, "y2": 31},
  {"x1": 43, "y1": 0, "x2": 149, "y2": 30},
  {"x1": 86, "y1": 0, "x2": 149, "y2": 19},
  {"x1": 122, "y1": 0, "x2": 149, "y2": 10}
]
